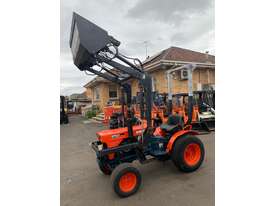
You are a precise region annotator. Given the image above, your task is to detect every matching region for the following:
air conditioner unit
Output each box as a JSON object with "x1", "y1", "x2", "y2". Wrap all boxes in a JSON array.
[{"x1": 180, "y1": 69, "x2": 188, "y2": 80}]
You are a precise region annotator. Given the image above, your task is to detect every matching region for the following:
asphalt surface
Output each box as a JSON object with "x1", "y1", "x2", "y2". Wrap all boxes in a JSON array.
[{"x1": 61, "y1": 115, "x2": 215, "y2": 206}]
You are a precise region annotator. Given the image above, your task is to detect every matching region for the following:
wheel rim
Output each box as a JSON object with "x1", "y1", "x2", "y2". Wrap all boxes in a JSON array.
[
  {"x1": 183, "y1": 143, "x2": 201, "y2": 166},
  {"x1": 119, "y1": 172, "x2": 137, "y2": 193}
]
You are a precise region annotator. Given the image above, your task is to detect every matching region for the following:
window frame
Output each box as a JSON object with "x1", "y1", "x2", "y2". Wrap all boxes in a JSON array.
[
  {"x1": 108, "y1": 84, "x2": 118, "y2": 99},
  {"x1": 94, "y1": 87, "x2": 100, "y2": 100}
]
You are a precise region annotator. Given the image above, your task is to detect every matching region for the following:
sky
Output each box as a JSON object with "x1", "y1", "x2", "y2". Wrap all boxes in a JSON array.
[{"x1": 60, "y1": 0, "x2": 215, "y2": 96}]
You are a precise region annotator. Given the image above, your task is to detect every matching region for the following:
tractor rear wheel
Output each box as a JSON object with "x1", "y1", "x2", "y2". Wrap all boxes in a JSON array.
[
  {"x1": 111, "y1": 163, "x2": 141, "y2": 197},
  {"x1": 172, "y1": 135, "x2": 205, "y2": 172}
]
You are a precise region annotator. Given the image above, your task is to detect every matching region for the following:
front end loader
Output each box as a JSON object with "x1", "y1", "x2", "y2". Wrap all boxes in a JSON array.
[{"x1": 69, "y1": 12, "x2": 205, "y2": 197}]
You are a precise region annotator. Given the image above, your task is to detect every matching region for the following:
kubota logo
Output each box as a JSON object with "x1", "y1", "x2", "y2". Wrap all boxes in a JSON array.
[{"x1": 111, "y1": 134, "x2": 120, "y2": 139}]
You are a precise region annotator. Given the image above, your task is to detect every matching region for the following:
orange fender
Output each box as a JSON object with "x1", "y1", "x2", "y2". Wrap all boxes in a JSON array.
[{"x1": 166, "y1": 130, "x2": 199, "y2": 153}]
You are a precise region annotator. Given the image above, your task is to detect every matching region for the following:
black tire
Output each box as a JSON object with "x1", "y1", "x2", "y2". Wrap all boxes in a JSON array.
[
  {"x1": 97, "y1": 158, "x2": 112, "y2": 175},
  {"x1": 111, "y1": 163, "x2": 141, "y2": 197},
  {"x1": 63, "y1": 116, "x2": 69, "y2": 124},
  {"x1": 172, "y1": 135, "x2": 205, "y2": 173}
]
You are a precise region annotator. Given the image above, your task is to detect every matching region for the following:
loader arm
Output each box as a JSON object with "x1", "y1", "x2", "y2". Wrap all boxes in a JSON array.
[{"x1": 69, "y1": 12, "x2": 153, "y2": 143}]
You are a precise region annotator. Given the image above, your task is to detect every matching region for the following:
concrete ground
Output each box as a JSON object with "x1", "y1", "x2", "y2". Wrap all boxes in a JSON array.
[{"x1": 61, "y1": 115, "x2": 215, "y2": 206}]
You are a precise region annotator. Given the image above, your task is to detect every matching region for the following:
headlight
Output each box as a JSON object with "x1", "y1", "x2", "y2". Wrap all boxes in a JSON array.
[{"x1": 98, "y1": 144, "x2": 103, "y2": 151}]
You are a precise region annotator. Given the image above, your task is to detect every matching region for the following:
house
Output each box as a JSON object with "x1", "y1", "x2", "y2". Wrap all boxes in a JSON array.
[
  {"x1": 67, "y1": 92, "x2": 91, "y2": 113},
  {"x1": 84, "y1": 46, "x2": 215, "y2": 111},
  {"x1": 84, "y1": 77, "x2": 122, "y2": 110}
]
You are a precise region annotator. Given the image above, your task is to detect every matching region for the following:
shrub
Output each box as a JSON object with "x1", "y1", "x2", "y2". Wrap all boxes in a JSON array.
[
  {"x1": 86, "y1": 110, "x2": 96, "y2": 119},
  {"x1": 85, "y1": 106, "x2": 99, "y2": 119},
  {"x1": 92, "y1": 105, "x2": 100, "y2": 113}
]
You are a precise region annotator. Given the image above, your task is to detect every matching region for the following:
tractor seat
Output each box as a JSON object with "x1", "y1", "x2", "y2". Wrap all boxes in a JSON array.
[{"x1": 160, "y1": 114, "x2": 184, "y2": 134}]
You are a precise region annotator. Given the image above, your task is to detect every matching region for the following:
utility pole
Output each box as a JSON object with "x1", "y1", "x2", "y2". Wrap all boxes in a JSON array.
[{"x1": 143, "y1": 41, "x2": 148, "y2": 59}]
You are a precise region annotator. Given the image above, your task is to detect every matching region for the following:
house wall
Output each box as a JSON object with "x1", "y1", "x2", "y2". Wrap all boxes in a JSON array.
[
  {"x1": 85, "y1": 87, "x2": 92, "y2": 100},
  {"x1": 86, "y1": 82, "x2": 121, "y2": 111},
  {"x1": 85, "y1": 66, "x2": 215, "y2": 110},
  {"x1": 128, "y1": 78, "x2": 140, "y2": 96},
  {"x1": 129, "y1": 67, "x2": 215, "y2": 96},
  {"x1": 152, "y1": 69, "x2": 169, "y2": 93}
]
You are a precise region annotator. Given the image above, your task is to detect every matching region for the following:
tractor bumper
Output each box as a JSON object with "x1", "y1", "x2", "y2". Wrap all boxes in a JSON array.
[{"x1": 91, "y1": 141, "x2": 103, "y2": 154}]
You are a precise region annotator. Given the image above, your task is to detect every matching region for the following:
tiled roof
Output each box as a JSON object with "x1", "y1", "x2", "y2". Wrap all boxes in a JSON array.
[{"x1": 143, "y1": 46, "x2": 215, "y2": 67}]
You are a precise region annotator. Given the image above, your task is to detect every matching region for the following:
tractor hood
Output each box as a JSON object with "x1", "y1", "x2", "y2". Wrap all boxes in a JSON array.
[{"x1": 96, "y1": 124, "x2": 146, "y2": 148}]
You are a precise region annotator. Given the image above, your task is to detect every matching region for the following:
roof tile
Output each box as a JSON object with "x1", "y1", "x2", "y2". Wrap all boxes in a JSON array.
[{"x1": 143, "y1": 46, "x2": 215, "y2": 67}]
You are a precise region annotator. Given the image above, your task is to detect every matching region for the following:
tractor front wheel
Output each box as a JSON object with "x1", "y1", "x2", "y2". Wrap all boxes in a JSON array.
[
  {"x1": 111, "y1": 163, "x2": 141, "y2": 197},
  {"x1": 172, "y1": 135, "x2": 205, "y2": 172}
]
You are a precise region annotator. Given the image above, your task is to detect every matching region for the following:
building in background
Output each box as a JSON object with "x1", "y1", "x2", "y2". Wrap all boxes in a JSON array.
[
  {"x1": 84, "y1": 46, "x2": 215, "y2": 110},
  {"x1": 84, "y1": 77, "x2": 122, "y2": 110},
  {"x1": 67, "y1": 92, "x2": 91, "y2": 113}
]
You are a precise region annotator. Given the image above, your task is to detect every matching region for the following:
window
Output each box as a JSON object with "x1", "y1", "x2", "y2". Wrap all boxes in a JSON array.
[
  {"x1": 109, "y1": 85, "x2": 118, "y2": 98},
  {"x1": 94, "y1": 87, "x2": 100, "y2": 100}
]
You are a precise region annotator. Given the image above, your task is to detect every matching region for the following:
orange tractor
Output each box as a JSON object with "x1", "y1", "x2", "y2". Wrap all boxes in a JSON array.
[{"x1": 69, "y1": 12, "x2": 205, "y2": 197}]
